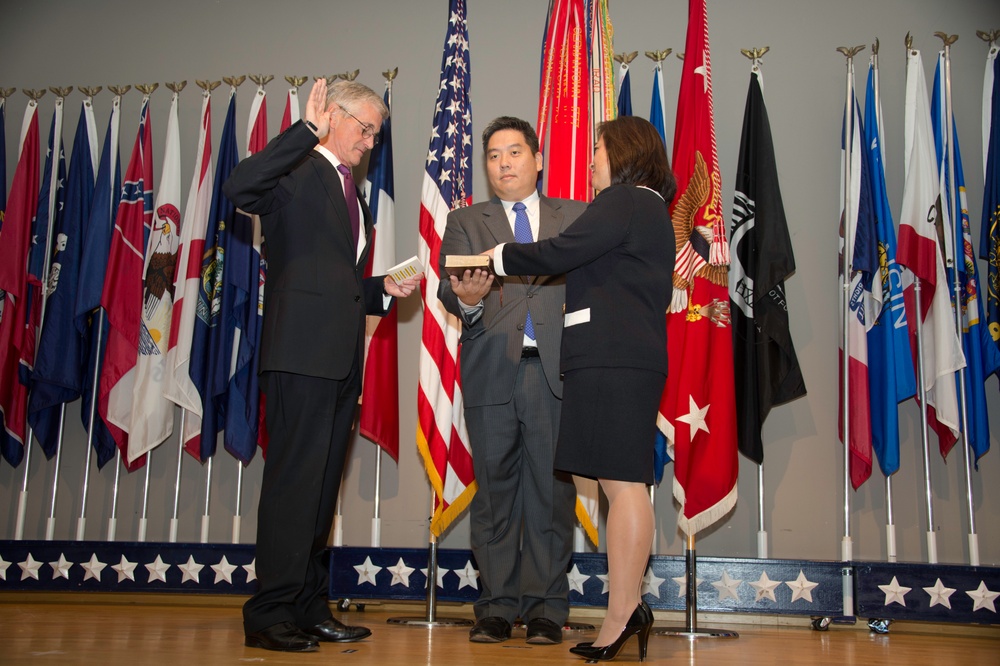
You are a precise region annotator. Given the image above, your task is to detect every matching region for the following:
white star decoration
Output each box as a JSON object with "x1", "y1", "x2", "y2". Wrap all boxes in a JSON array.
[
  {"x1": 211, "y1": 556, "x2": 237, "y2": 585},
  {"x1": 676, "y1": 396, "x2": 710, "y2": 438},
  {"x1": 567, "y1": 565, "x2": 589, "y2": 595},
  {"x1": 455, "y1": 560, "x2": 479, "y2": 591},
  {"x1": 19, "y1": 553, "x2": 42, "y2": 581},
  {"x1": 923, "y1": 578, "x2": 956, "y2": 609},
  {"x1": 49, "y1": 553, "x2": 73, "y2": 580},
  {"x1": 785, "y1": 570, "x2": 818, "y2": 603},
  {"x1": 112, "y1": 555, "x2": 137, "y2": 583},
  {"x1": 966, "y1": 581, "x2": 999, "y2": 613},
  {"x1": 642, "y1": 567, "x2": 666, "y2": 598},
  {"x1": 0, "y1": 554, "x2": 10, "y2": 581},
  {"x1": 878, "y1": 576, "x2": 911, "y2": 607},
  {"x1": 178, "y1": 555, "x2": 204, "y2": 584},
  {"x1": 711, "y1": 570, "x2": 742, "y2": 602},
  {"x1": 421, "y1": 566, "x2": 449, "y2": 589},
  {"x1": 81, "y1": 554, "x2": 107, "y2": 582},
  {"x1": 597, "y1": 573, "x2": 611, "y2": 595},
  {"x1": 354, "y1": 556, "x2": 381, "y2": 586},
  {"x1": 748, "y1": 571, "x2": 780, "y2": 603},
  {"x1": 145, "y1": 555, "x2": 170, "y2": 584},
  {"x1": 387, "y1": 558, "x2": 415, "y2": 588},
  {"x1": 671, "y1": 575, "x2": 703, "y2": 598},
  {"x1": 243, "y1": 559, "x2": 257, "y2": 583}
]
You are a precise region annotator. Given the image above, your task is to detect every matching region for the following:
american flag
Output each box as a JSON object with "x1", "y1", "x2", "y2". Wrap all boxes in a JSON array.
[{"x1": 416, "y1": 0, "x2": 476, "y2": 537}]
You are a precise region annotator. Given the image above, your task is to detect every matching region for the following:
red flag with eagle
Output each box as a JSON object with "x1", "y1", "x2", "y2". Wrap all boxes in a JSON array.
[{"x1": 657, "y1": 0, "x2": 738, "y2": 535}]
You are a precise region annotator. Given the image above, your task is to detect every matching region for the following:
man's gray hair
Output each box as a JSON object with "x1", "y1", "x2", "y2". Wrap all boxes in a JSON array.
[{"x1": 326, "y1": 80, "x2": 388, "y2": 120}]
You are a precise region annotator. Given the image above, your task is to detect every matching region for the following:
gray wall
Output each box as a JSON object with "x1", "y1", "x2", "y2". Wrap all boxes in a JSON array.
[{"x1": 1, "y1": 0, "x2": 998, "y2": 565}]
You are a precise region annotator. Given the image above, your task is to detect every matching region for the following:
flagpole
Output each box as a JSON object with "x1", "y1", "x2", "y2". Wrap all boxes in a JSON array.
[
  {"x1": 655, "y1": 533, "x2": 738, "y2": 638},
  {"x1": 200, "y1": 456, "x2": 212, "y2": 543},
  {"x1": 138, "y1": 450, "x2": 151, "y2": 541},
  {"x1": 44, "y1": 405, "x2": 68, "y2": 540},
  {"x1": 837, "y1": 45, "x2": 864, "y2": 619},
  {"x1": 233, "y1": 460, "x2": 243, "y2": 544},
  {"x1": 906, "y1": 33, "x2": 939, "y2": 565},
  {"x1": 870, "y1": 41, "x2": 897, "y2": 563},
  {"x1": 108, "y1": 449, "x2": 121, "y2": 540},
  {"x1": 169, "y1": 409, "x2": 186, "y2": 542},
  {"x1": 936, "y1": 31, "x2": 979, "y2": 566},
  {"x1": 78, "y1": 317, "x2": 103, "y2": 541}
]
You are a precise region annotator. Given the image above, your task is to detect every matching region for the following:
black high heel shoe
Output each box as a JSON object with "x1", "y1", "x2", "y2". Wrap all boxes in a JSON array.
[{"x1": 569, "y1": 602, "x2": 652, "y2": 662}]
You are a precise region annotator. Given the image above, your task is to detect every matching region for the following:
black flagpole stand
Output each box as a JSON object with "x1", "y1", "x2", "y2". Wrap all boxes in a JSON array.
[{"x1": 654, "y1": 534, "x2": 738, "y2": 639}]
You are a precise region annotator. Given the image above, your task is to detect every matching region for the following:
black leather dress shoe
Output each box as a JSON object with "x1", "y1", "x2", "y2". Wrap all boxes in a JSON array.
[
  {"x1": 469, "y1": 616, "x2": 512, "y2": 643},
  {"x1": 245, "y1": 621, "x2": 320, "y2": 652},
  {"x1": 304, "y1": 617, "x2": 372, "y2": 642},
  {"x1": 525, "y1": 617, "x2": 563, "y2": 644}
]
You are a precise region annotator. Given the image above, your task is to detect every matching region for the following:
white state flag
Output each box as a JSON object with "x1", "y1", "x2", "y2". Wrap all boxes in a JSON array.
[
  {"x1": 127, "y1": 92, "x2": 182, "y2": 461},
  {"x1": 898, "y1": 48, "x2": 965, "y2": 439},
  {"x1": 163, "y1": 91, "x2": 214, "y2": 453}
]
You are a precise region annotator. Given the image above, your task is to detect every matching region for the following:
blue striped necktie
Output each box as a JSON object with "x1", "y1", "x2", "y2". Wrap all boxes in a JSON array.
[{"x1": 512, "y1": 201, "x2": 535, "y2": 341}]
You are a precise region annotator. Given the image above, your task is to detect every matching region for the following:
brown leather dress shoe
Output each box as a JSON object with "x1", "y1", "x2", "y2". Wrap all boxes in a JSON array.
[
  {"x1": 525, "y1": 617, "x2": 563, "y2": 644},
  {"x1": 304, "y1": 617, "x2": 372, "y2": 642},
  {"x1": 469, "y1": 616, "x2": 512, "y2": 643},
  {"x1": 245, "y1": 621, "x2": 320, "y2": 652}
]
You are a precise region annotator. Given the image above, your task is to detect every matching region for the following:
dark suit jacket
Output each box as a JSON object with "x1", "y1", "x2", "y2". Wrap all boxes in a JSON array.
[
  {"x1": 499, "y1": 185, "x2": 674, "y2": 375},
  {"x1": 223, "y1": 121, "x2": 391, "y2": 381},
  {"x1": 438, "y1": 195, "x2": 586, "y2": 406}
]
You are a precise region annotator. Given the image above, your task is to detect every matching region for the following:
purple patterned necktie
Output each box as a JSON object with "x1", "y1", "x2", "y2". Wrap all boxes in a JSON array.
[
  {"x1": 337, "y1": 163, "x2": 360, "y2": 249},
  {"x1": 512, "y1": 202, "x2": 535, "y2": 341}
]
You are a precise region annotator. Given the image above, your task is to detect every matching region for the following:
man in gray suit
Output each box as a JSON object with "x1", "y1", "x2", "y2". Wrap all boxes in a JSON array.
[{"x1": 438, "y1": 116, "x2": 584, "y2": 645}]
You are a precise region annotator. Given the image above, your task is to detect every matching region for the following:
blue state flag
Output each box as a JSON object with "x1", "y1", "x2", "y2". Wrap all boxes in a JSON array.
[
  {"x1": 649, "y1": 64, "x2": 667, "y2": 148},
  {"x1": 190, "y1": 90, "x2": 239, "y2": 461},
  {"x1": 862, "y1": 63, "x2": 916, "y2": 477},
  {"x1": 616, "y1": 62, "x2": 632, "y2": 117},
  {"x1": 932, "y1": 57, "x2": 1000, "y2": 462},
  {"x1": 29, "y1": 102, "x2": 97, "y2": 458},
  {"x1": 75, "y1": 102, "x2": 122, "y2": 468}
]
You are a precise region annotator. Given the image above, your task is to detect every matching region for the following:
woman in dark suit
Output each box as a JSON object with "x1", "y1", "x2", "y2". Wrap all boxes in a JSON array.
[{"x1": 489, "y1": 116, "x2": 676, "y2": 662}]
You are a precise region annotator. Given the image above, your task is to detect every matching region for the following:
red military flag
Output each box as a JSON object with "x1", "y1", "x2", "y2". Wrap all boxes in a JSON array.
[
  {"x1": 657, "y1": 0, "x2": 738, "y2": 535},
  {"x1": 0, "y1": 99, "x2": 41, "y2": 466}
]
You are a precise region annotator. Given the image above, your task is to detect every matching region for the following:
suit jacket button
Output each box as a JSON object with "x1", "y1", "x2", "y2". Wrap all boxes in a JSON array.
[
  {"x1": 516, "y1": 323, "x2": 523, "y2": 331},
  {"x1": 354, "y1": 295, "x2": 361, "y2": 302}
]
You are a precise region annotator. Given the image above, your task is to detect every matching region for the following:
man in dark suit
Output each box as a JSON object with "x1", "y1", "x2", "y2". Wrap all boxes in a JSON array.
[
  {"x1": 224, "y1": 79, "x2": 421, "y2": 652},
  {"x1": 438, "y1": 116, "x2": 584, "y2": 645}
]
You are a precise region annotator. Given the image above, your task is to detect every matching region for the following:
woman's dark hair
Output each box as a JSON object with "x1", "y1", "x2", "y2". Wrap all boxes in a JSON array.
[{"x1": 596, "y1": 116, "x2": 677, "y2": 204}]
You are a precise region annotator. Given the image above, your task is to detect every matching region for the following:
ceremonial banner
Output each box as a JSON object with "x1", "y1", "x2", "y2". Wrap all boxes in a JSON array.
[
  {"x1": 99, "y1": 97, "x2": 154, "y2": 471},
  {"x1": 128, "y1": 91, "x2": 182, "y2": 462},
  {"x1": 897, "y1": 48, "x2": 965, "y2": 456},
  {"x1": 360, "y1": 85, "x2": 400, "y2": 461},
  {"x1": 982, "y1": 47, "x2": 1000, "y2": 371},
  {"x1": 164, "y1": 90, "x2": 214, "y2": 458},
  {"x1": 417, "y1": 0, "x2": 475, "y2": 536},
  {"x1": 0, "y1": 101, "x2": 40, "y2": 466},
  {"x1": 658, "y1": 0, "x2": 738, "y2": 534},
  {"x1": 730, "y1": 68, "x2": 806, "y2": 466}
]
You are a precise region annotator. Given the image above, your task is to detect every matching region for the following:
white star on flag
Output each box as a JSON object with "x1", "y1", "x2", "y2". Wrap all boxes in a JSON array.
[
  {"x1": 244, "y1": 559, "x2": 257, "y2": 583},
  {"x1": 711, "y1": 570, "x2": 742, "y2": 601},
  {"x1": 354, "y1": 556, "x2": 381, "y2": 586},
  {"x1": 81, "y1": 554, "x2": 107, "y2": 582},
  {"x1": 145, "y1": 555, "x2": 171, "y2": 584},
  {"x1": 387, "y1": 558, "x2": 415, "y2": 588},
  {"x1": 211, "y1": 556, "x2": 237, "y2": 585},
  {"x1": 19, "y1": 553, "x2": 42, "y2": 581},
  {"x1": 672, "y1": 575, "x2": 703, "y2": 598},
  {"x1": 421, "y1": 566, "x2": 450, "y2": 589},
  {"x1": 677, "y1": 396, "x2": 710, "y2": 438},
  {"x1": 112, "y1": 555, "x2": 137, "y2": 583},
  {"x1": 0, "y1": 554, "x2": 10, "y2": 581},
  {"x1": 748, "y1": 571, "x2": 780, "y2": 603},
  {"x1": 642, "y1": 567, "x2": 666, "y2": 598},
  {"x1": 922, "y1": 578, "x2": 956, "y2": 609},
  {"x1": 597, "y1": 573, "x2": 611, "y2": 595},
  {"x1": 785, "y1": 570, "x2": 818, "y2": 603},
  {"x1": 179, "y1": 555, "x2": 204, "y2": 584},
  {"x1": 49, "y1": 553, "x2": 73, "y2": 580},
  {"x1": 966, "y1": 581, "x2": 999, "y2": 613},
  {"x1": 567, "y1": 565, "x2": 590, "y2": 595},
  {"x1": 878, "y1": 576, "x2": 910, "y2": 607},
  {"x1": 456, "y1": 560, "x2": 480, "y2": 591}
]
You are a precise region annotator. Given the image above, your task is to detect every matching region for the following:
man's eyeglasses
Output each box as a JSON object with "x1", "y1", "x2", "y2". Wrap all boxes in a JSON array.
[{"x1": 339, "y1": 105, "x2": 381, "y2": 145}]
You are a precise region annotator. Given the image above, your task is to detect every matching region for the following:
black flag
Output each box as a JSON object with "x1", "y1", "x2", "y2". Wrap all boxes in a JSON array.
[{"x1": 729, "y1": 70, "x2": 806, "y2": 464}]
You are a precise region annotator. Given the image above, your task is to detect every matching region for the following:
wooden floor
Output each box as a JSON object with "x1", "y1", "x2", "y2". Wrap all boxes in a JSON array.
[{"x1": 2, "y1": 594, "x2": 997, "y2": 665}]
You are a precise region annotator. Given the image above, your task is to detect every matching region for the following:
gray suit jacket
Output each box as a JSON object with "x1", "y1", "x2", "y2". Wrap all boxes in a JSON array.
[{"x1": 438, "y1": 195, "x2": 586, "y2": 407}]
